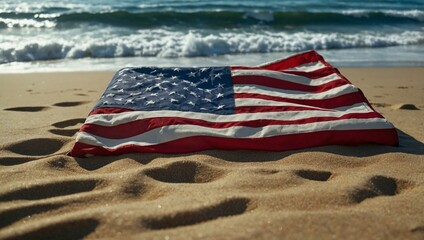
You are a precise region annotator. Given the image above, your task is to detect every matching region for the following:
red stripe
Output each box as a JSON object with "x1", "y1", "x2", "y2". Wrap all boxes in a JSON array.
[
  {"x1": 80, "y1": 112, "x2": 382, "y2": 139},
  {"x1": 232, "y1": 75, "x2": 348, "y2": 93},
  {"x1": 234, "y1": 91, "x2": 368, "y2": 109},
  {"x1": 284, "y1": 67, "x2": 342, "y2": 79},
  {"x1": 231, "y1": 50, "x2": 327, "y2": 71},
  {"x1": 90, "y1": 107, "x2": 134, "y2": 115},
  {"x1": 232, "y1": 65, "x2": 339, "y2": 79},
  {"x1": 68, "y1": 128, "x2": 398, "y2": 157},
  {"x1": 235, "y1": 105, "x2": 333, "y2": 113}
]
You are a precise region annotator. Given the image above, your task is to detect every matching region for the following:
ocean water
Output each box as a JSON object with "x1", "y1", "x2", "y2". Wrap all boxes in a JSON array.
[{"x1": 0, "y1": 0, "x2": 423, "y2": 72}]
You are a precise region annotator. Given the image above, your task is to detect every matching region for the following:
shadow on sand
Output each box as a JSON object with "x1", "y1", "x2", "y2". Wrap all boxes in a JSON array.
[{"x1": 73, "y1": 128, "x2": 423, "y2": 170}]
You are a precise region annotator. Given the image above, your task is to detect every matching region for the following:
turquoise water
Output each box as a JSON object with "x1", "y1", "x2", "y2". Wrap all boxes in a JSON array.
[{"x1": 0, "y1": 0, "x2": 423, "y2": 71}]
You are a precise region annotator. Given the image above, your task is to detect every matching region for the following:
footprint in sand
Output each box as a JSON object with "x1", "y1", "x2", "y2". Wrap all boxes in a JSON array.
[
  {"x1": 142, "y1": 197, "x2": 252, "y2": 230},
  {"x1": 144, "y1": 161, "x2": 226, "y2": 184},
  {"x1": 391, "y1": 103, "x2": 420, "y2": 110},
  {"x1": 53, "y1": 101, "x2": 89, "y2": 107},
  {"x1": 0, "y1": 156, "x2": 38, "y2": 166},
  {"x1": 0, "y1": 178, "x2": 100, "y2": 202},
  {"x1": 294, "y1": 169, "x2": 332, "y2": 182},
  {"x1": 370, "y1": 102, "x2": 391, "y2": 108},
  {"x1": 48, "y1": 129, "x2": 79, "y2": 137},
  {"x1": 49, "y1": 118, "x2": 86, "y2": 137},
  {"x1": 349, "y1": 175, "x2": 410, "y2": 203},
  {"x1": 6, "y1": 218, "x2": 99, "y2": 240},
  {"x1": 3, "y1": 106, "x2": 49, "y2": 112},
  {"x1": 52, "y1": 118, "x2": 86, "y2": 128},
  {"x1": 0, "y1": 202, "x2": 64, "y2": 228},
  {"x1": 5, "y1": 138, "x2": 64, "y2": 156}
]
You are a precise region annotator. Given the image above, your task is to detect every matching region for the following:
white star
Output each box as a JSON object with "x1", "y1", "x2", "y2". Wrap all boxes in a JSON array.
[
  {"x1": 150, "y1": 69, "x2": 157, "y2": 74},
  {"x1": 134, "y1": 82, "x2": 143, "y2": 87},
  {"x1": 171, "y1": 76, "x2": 177, "y2": 80},
  {"x1": 179, "y1": 94, "x2": 186, "y2": 99},
  {"x1": 173, "y1": 68, "x2": 180, "y2": 72},
  {"x1": 188, "y1": 71, "x2": 196, "y2": 77},
  {"x1": 182, "y1": 80, "x2": 190, "y2": 84},
  {"x1": 188, "y1": 101, "x2": 195, "y2": 106},
  {"x1": 114, "y1": 98, "x2": 123, "y2": 101},
  {"x1": 146, "y1": 100, "x2": 155, "y2": 105},
  {"x1": 170, "y1": 98, "x2": 178, "y2": 103},
  {"x1": 126, "y1": 99, "x2": 134, "y2": 104},
  {"x1": 118, "y1": 89, "x2": 124, "y2": 92},
  {"x1": 217, "y1": 93, "x2": 224, "y2": 98},
  {"x1": 205, "y1": 89, "x2": 212, "y2": 94},
  {"x1": 200, "y1": 78, "x2": 208, "y2": 83},
  {"x1": 117, "y1": 78, "x2": 123, "y2": 82},
  {"x1": 157, "y1": 73, "x2": 165, "y2": 78},
  {"x1": 200, "y1": 67, "x2": 209, "y2": 72},
  {"x1": 214, "y1": 73, "x2": 222, "y2": 79},
  {"x1": 217, "y1": 83, "x2": 224, "y2": 89},
  {"x1": 145, "y1": 86, "x2": 154, "y2": 92},
  {"x1": 139, "y1": 73, "x2": 146, "y2": 78},
  {"x1": 118, "y1": 68, "x2": 129, "y2": 75},
  {"x1": 189, "y1": 91, "x2": 198, "y2": 97},
  {"x1": 130, "y1": 92, "x2": 142, "y2": 96},
  {"x1": 103, "y1": 100, "x2": 109, "y2": 105},
  {"x1": 216, "y1": 104, "x2": 225, "y2": 110},
  {"x1": 111, "y1": 85, "x2": 118, "y2": 89},
  {"x1": 190, "y1": 82, "x2": 197, "y2": 87},
  {"x1": 106, "y1": 93, "x2": 115, "y2": 97},
  {"x1": 203, "y1": 98, "x2": 212, "y2": 103},
  {"x1": 155, "y1": 83, "x2": 165, "y2": 90},
  {"x1": 150, "y1": 93, "x2": 158, "y2": 96},
  {"x1": 130, "y1": 76, "x2": 136, "y2": 80},
  {"x1": 172, "y1": 82, "x2": 178, "y2": 86},
  {"x1": 183, "y1": 87, "x2": 189, "y2": 91},
  {"x1": 169, "y1": 91, "x2": 176, "y2": 95}
]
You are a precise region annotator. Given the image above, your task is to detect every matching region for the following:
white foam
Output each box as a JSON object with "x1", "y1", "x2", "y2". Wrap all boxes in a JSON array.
[
  {"x1": 0, "y1": 29, "x2": 423, "y2": 64},
  {"x1": 341, "y1": 9, "x2": 424, "y2": 21}
]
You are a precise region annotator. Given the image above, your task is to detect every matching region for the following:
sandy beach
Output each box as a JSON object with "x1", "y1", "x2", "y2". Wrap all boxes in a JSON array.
[{"x1": 0, "y1": 68, "x2": 423, "y2": 239}]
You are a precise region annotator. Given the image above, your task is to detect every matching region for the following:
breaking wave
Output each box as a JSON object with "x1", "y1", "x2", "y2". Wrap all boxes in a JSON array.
[{"x1": 1, "y1": 30, "x2": 423, "y2": 63}]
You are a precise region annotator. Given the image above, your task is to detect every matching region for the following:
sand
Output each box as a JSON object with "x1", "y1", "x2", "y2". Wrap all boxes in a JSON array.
[{"x1": 0, "y1": 68, "x2": 423, "y2": 239}]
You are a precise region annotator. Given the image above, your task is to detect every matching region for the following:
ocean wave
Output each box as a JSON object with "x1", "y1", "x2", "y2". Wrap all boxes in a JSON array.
[
  {"x1": 0, "y1": 9, "x2": 423, "y2": 29},
  {"x1": 0, "y1": 17, "x2": 55, "y2": 28},
  {"x1": 341, "y1": 9, "x2": 424, "y2": 21},
  {"x1": 1, "y1": 30, "x2": 423, "y2": 63}
]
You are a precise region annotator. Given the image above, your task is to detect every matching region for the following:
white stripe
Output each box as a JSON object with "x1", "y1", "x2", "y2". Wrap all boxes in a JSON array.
[
  {"x1": 231, "y1": 69, "x2": 341, "y2": 86},
  {"x1": 234, "y1": 83, "x2": 358, "y2": 100},
  {"x1": 284, "y1": 61, "x2": 327, "y2": 72},
  {"x1": 235, "y1": 99, "x2": 371, "y2": 111},
  {"x1": 76, "y1": 118, "x2": 394, "y2": 148},
  {"x1": 85, "y1": 102, "x2": 373, "y2": 127}
]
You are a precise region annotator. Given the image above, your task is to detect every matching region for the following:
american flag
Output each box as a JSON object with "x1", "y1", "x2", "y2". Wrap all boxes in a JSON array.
[{"x1": 69, "y1": 51, "x2": 398, "y2": 157}]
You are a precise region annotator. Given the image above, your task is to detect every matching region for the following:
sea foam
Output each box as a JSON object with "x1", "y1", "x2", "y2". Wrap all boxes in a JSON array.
[{"x1": 1, "y1": 29, "x2": 423, "y2": 64}]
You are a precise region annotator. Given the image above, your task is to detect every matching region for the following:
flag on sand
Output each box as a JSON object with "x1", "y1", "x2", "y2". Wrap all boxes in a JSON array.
[{"x1": 69, "y1": 51, "x2": 398, "y2": 157}]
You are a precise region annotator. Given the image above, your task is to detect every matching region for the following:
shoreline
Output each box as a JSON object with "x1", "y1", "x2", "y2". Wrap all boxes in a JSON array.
[{"x1": 1, "y1": 46, "x2": 424, "y2": 73}]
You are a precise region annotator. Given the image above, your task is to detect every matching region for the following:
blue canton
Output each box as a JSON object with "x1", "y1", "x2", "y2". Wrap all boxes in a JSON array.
[{"x1": 95, "y1": 66, "x2": 235, "y2": 114}]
